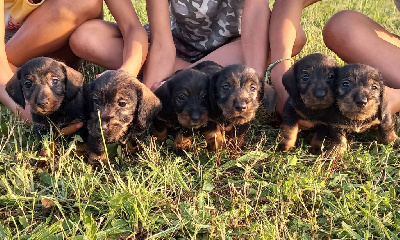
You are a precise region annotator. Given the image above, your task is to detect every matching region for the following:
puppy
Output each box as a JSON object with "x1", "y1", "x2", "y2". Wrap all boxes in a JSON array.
[
  {"x1": 153, "y1": 66, "x2": 216, "y2": 150},
  {"x1": 326, "y1": 63, "x2": 398, "y2": 155},
  {"x1": 85, "y1": 70, "x2": 161, "y2": 166},
  {"x1": 6, "y1": 57, "x2": 86, "y2": 163},
  {"x1": 278, "y1": 53, "x2": 338, "y2": 152},
  {"x1": 208, "y1": 63, "x2": 273, "y2": 149}
]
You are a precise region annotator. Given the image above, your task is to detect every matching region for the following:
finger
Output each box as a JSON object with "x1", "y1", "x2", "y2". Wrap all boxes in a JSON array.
[{"x1": 61, "y1": 122, "x2": 83, "y2": 135}]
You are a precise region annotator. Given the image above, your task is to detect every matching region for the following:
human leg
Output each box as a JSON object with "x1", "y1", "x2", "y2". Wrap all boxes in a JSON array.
[
  {"x1": 5, "y1": 0, "x2": 103, "y2": 67},
  {"x1": 1, "y1": 0, "x2": 102, "y2": 121},
  {"x1": 323, "y1": 10, "x2": 400, "y2": 113}
]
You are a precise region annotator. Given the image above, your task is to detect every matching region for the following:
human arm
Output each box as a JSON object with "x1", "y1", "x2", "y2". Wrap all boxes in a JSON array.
[
  {"x1": 104, "y1": 0, "x2": 148, "y2": 77},
  {"x1": 241, "y1": 0, "x2": 270, "y2": 76},
  {"x1": 142, "y1": 0, "x2": 176, "y2": 91},
  {"x1": 269, "y1": 0, "x2": 321, "y2": 113}
]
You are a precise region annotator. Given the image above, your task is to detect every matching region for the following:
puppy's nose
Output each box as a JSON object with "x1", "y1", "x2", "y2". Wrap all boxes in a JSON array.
[
  {"x1": 234, "y1": 101, "x2": 247, "y2": 112},
  {"x1": 314, "y1": 90, "x2": 326, "y2": 99},
  {"x1": 354, "y1": 96, "x2": 368, "y2": 107},
  {"x1": 190, "y1": 112, "x2": 201, "y2": 121},
  {"x1": 36, "y1": 98, "x2": 49, "y2": 108}
]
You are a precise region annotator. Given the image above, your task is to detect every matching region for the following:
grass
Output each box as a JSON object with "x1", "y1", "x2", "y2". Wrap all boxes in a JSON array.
[{"x1": 1, "y1": 0, "x2": 400, "y2": 239}]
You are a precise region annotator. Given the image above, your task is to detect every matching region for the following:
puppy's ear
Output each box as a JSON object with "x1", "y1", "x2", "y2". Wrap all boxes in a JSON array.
[
  {"x1": 263, "y1": 83, "x2": 277, "y2": 115},
  {"x1": 61, "y1": 63, "x2": 84, "y2": 100},
  {"x1": 136, "y1": 81, "x2": 162, "y2": 131},
  {"x1": 282, "y1": 64, "x2": 298, "y2": 98},
  {"x1": 5, "y1": 70, "x2": 26, "y2": 109}
]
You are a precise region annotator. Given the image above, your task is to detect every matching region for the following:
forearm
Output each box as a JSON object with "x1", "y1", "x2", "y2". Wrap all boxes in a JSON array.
[
  {"x1": 119, "y1": 25, "x2": 148, "y2": 77},
  {"x1": 143, "y1": 0, "x2": 176, "y2": 90},
  {"x1": 142, "y1": 41, "x2": 176, "y2": 90},
  {"x1": 241, "y1": 0, "x2": 270, "y2": 76}
]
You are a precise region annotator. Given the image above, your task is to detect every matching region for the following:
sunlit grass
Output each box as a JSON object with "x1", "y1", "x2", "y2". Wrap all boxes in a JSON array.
[{"x1": 0, "y1": 0, "x2": 399, "y2": 239}]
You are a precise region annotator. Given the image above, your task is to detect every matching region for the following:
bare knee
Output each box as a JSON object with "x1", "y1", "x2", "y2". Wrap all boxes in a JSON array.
[
  {"x1": 323, "y1": 10, "x2": 366, "y2": 51},
  {"x1": 70, "y1": 20, "x2": 103, "y2": 58},
  {"x1": 293, "y1": 26, "x2": 307, "y2": 56},
  {"x1": 46, "y1": 0, "x2": 102, "y2": 22}
]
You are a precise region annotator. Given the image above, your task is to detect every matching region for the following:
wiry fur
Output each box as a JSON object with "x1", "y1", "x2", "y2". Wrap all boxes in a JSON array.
[
  {"x1": 153, "y1": 65, "x2": 214, "y2": 150},
  {"x1": 278, "y1": 53, "x2": 338, "y2": 152},
  {"x1": 207, "y1": 63, "x2": 273, "y2": 149},
  {"x1": 85, "y1": 70, "x2": 161, "y2": 166},
  {"x1": 5, "y1": 57, "x2": 86, "y2": 166}
]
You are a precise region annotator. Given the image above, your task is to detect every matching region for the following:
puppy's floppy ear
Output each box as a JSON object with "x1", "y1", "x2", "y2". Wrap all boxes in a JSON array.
[
  {"x1": 61, "y1": 63, "x2": 84, "y2": 100},
  {"x1": 5, "y1": 70, "x2": 26, "y2": 109},
  {"x1": 282, "y1": 64, "x2": 298, "y2": 98},
  {"x1": 135, "y1": 80, "x2": 162, "y2": 131},
  {"x1": 263, "y1": 83, "x2": 277, "y2": 115}
]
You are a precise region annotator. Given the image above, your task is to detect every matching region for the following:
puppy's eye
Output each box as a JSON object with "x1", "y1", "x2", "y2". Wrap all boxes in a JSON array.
[
  {"x1": 250, "y1": 85, "x2": 256, "y2": 92},
  {"x1": 51, "y1": 77, "x2": 59, "y2": 85},
  {"x1": 371, "y1": 85, "x2": 378, "y2": 91},
  {"x1": 328, "y1": 73, "x2": 334, "y2": 79},
  {"x1": 341, "y1": 81, "x2": 350, "y2": 88},
  {"x1": 202, "y1": 94, "x2": 207, "y2": 99},
  {"x1": 118, "y1": 99, "x2": 127, "y2": 107},
  {"x1": 222, "y1": 83, "x2": 230, "y2": 90},
  {"x1": 23, "y1": 80, "x2": 32, "y2": 89},
  {"x1": 177, "y1": 94, "x2": 186, "y2": 102},
  {"x1": 301, "y1": 74, "x2": 309, "y2": 82},
  {"x1": 93, "y1": 96, "x2": 99, "y2": 105}
]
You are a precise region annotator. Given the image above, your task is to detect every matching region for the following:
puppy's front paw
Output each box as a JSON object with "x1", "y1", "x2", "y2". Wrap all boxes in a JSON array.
[
  {"x1": 173, "y1": 131, "x2": 192, "y2": 151},
  {"x1": 309, "y1": 133, "x2": 323, "y2": 155},
  {"x1": 88, "y1": 152, "x2": 109, "y2": 168},
  {"x1": 153, "y1": 128, "x2": 168, "y2": 142},
  {"x1": 203, "y1": 129, "x2": 225, "y2": 151},
  {"x1": 277, "y1": 124, "x2": 299, "y2": 152}
]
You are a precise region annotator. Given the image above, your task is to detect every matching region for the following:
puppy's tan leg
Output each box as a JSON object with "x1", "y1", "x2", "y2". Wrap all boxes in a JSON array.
[
  {"x1": 153, "y1": 128, "x2": 168, "y2": 142},
  {"x1": 325, "y1": 129, "x2": 348, "y2": 157},
  {"x1": 173, "y1": 130, "x2": 192, "y2": 151},
  {"x1": 203, "y1": 124, "x2": 225, "y2": 151},
  {"x1": 88, "y1": 152, "x2": 109, "y2": 168},
  {"x1": 126, "y1": 140, "x2": 139, "y2": 153},
  {"x1": 277, "y1": 123, "x2": 299, "y2": 151},
  {"x1": 309, "y1": 125, "x2": 328, "y2": 155}
]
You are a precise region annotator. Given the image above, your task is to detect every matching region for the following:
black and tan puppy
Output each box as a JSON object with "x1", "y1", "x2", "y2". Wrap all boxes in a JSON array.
[
  {"x1": 326, "y1": 63, "x2": 398, "y2": 155},
  {"x1": 6, "y1": 57, "x2": 86, "y2": 164},
  {"x1": 208, "y1": 63, "x2": 274, "y2": 148},
  {"x1": 85, "y1": 70, "x2": 161, "y2": 166},
  {"x1": 278, "y1": 53, "x2": 338, "y2": 152},
  {"x1": 153, "y1": 66, "x2": 217, "y2": 150}
]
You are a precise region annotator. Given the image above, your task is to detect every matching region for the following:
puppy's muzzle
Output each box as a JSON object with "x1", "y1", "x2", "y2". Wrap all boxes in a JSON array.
[
  {"x1": 354, "y1": 94, "x2": 368, "y2": 107},
  {"x1": 190, "y1": 111, "x2": 201, "y2": 122},
  {"x1": 36, "y1": 97, "x2": 50, "y2": 109},
  {"x1": 314, "y1": 89, "x2": 327, "y2": 99},
  {"x1": 234, "y1": 100, "x2": 248, "y2": 112}
]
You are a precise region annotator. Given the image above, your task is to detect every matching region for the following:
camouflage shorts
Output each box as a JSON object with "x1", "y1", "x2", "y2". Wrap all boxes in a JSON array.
[{"x1": 144, "y1": 24, "x2": 237, "y2": 63}]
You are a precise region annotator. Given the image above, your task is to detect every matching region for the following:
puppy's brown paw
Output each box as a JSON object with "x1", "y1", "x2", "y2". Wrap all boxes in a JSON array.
[
  {"x1": 203, "y1": 128, "x2": 225, "y2": 151},
  {"x1": 325, "y1": 137, "x2": 348, "y2": 158},
  {"x1": 277, "y1": 124, "x2": 299, "y2": 151},
  {"x1": 153, "y1": 128, "x2": 168, "y2": 142},
  {"x1": 88, "y1": 152, "x2": 109, "y2": 169},
  {"x1": 173, "y1": 131, "x2": 192, "y2": 151},
  {"x1": 309, "y1": 133, "x2": 323, "y2": 155}
]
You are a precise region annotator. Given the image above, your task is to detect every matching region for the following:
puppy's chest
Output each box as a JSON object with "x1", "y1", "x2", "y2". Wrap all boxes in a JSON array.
[{"x1": 333, "y1": 117, "x2": 381, "y2": 133}]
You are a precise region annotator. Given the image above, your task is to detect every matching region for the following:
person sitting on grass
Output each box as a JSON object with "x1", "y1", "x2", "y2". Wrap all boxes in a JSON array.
[
  {"x1": 269, "y1": 0, "x2": 400, "y2": 117},
  {"x1": 0, "y1": 0, "x2": 103, "y2": 135}
]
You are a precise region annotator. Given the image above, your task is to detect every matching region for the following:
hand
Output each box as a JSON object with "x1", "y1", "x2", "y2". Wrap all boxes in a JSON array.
[{"x1": 61, "y1": 122, "x2": 83, "y2": 135}]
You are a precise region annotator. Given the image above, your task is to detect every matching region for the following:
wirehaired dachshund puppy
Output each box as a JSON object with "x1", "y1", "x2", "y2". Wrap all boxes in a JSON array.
[
  {"x1": 278, "y1": 53, "x2": 338, "y2": 152},
  {"x1": 85, "y1": 70, "x2": 161, "y2": 166},
  {"x1": 6, "y1": 57, "x2": 86, "y2": 164},
  {"x1": 208, "y1": 63, "x2": 275, "y2": 149},
  {"x1": 153, "y1": 65, "x2": 217, "y2": 150},
  {"x1": 326, "y1": 63, "x2": 398, "y2": 155}
]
